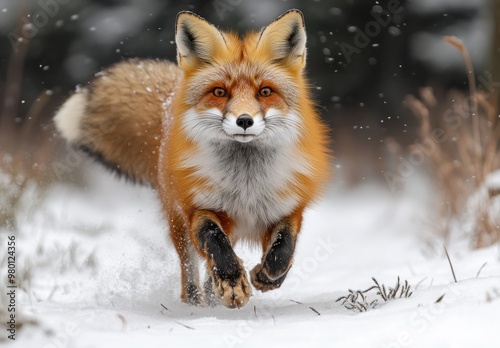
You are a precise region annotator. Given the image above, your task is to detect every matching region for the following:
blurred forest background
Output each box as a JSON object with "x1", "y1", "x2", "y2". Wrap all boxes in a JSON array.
[{"x1": 0, "y1": 0, "x2": 498, "y2": 186}]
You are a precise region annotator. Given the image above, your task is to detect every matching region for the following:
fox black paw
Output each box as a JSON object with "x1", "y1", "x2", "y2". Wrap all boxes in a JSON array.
[{"x1": 250, "y1": 264, "x2": 289, "y2": 292}]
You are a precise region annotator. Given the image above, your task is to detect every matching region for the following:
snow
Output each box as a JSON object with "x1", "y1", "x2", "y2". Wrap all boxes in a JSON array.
[{"x1": 2, "y1": 163, "x2": 500, "y2": 347}]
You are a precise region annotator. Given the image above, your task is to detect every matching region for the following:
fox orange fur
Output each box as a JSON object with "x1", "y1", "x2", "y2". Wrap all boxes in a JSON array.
[{"x1": 54, "y1": 9, "x2": 330, "y2": 308}]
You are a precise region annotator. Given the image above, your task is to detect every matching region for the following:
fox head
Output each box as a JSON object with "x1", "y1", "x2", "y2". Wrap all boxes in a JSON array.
[{"x1": 174, "y1": 9, "x2": 311, "y2": 145}]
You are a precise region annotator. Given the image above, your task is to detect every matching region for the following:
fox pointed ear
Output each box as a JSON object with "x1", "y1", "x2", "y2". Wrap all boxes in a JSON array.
[
  {"x1": 175, "y1": 11, "x2": 227, "y2": 68},
  {"x1": 257, "y1": 9, "x2": 307, "y2": 67}
]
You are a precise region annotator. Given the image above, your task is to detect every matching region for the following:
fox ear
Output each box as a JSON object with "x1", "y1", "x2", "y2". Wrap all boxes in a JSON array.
[
  {"x1": 257, "y1": 9, "x2": 307, "y2": 67},
  {"x1": 175, "y1": 11, "x2": 227, "y2": 68}
]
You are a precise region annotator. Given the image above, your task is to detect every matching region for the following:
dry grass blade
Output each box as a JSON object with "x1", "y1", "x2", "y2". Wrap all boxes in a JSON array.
[
  {"x1": 309, "y1": 307, "x2": 321, "y2": 316},
  {"x1": 444, "y1": 35, "x2": 482, "y2": 182},
  {"x1": 174, "y1": 321, "x2": 195, "y2": 330},
  {"x1": 372, "y1": 277, "x2": 388, "y2": 301},
  {"x1": 389, "y1": 277, "x2": 401, "y2": 299},
  {"x1": 435, "y1": 293, "x2": 446, "y2": 303},
  {"x1": 401, "y1": 280, "x2": 413, "y2": 298},
  {"x1": 475, "y1": 262, "x2": 487, "y2": 278},
  {"x1": 443, "y1": 245, "x2": 458, "y2": 283}
]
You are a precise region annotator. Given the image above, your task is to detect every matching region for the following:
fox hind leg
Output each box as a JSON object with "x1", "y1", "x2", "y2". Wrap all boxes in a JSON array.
[
  {"x1": 180, "y1": 245, "x2": 203, "y2": 305},
  {"x1": 169, "y1": 216, "x2": 203, "y2": 306},
  {"x1": 203, "y1": 270, "x2": 218, "y2": 306}
]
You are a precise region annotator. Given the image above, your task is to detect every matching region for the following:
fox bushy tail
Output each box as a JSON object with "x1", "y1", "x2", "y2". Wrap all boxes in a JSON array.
[{"x1": 54, "y1": 59, "x2": 182, "y2": 185}]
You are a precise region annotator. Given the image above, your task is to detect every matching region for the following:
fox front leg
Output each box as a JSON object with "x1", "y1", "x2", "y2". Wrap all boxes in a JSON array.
[
  {"x1": 191, "y1": 211, "x2": 251, "y2": 309},
  {"x1": 251, "y1": 211, "x2": 302, "y2": 292}
]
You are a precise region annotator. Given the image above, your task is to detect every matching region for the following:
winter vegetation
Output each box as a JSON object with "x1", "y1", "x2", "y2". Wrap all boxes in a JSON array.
[{"x1": 403, "y1": 37, "x2": 500, "y2": 248}]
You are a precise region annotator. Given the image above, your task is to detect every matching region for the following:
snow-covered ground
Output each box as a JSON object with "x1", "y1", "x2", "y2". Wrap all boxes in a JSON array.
[{"x1": 3, "y1": 162, "x2": 500, "y2": 347}]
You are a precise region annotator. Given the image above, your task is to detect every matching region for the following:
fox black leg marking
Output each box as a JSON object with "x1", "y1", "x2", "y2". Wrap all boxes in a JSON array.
[
  {"x1": 251, "y1": 221, "x2": 297, "y2": 292},
  {"x1": 197, "y1": 220, "x2": 241, "y2": 280},
  {"x1": 192, "y1": 214, "x2": 251, "y2": 308}
]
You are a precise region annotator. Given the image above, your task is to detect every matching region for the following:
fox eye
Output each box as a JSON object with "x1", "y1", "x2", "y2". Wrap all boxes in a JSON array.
[
  {"x1": 258, "y1": 87, "x2": 273, "y2": 97},
  {"x1": 213, "y1": 87, "x2": 227, "y2": 97}
]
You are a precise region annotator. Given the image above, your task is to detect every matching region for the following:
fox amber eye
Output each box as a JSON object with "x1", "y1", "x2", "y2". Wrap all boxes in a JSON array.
[
  {"x1": 258, "y1": 87, "x2": 273, "y2": 97},
  {"x1": 213, "y1": 87, "x2": 227, "y2": 97}
]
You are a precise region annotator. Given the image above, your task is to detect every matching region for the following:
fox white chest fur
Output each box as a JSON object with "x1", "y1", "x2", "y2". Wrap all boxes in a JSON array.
[{"x1": 185, "y1": 140, "x2": 303, "y2": 241}]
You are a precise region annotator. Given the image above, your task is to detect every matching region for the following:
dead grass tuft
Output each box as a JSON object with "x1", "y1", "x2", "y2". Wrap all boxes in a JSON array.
[
  {"x1": 0, "y1": 15, "x2": 63, "y2": 338},
  {"x1": 336, "y1": 277, "x2": 413, "y2": 313},
  {"x1": 0, "y1": 18, "x2": 58, "y2": 230},
  {"x1": 404, "y1": 36, "x2": 500, "y2": 248}
]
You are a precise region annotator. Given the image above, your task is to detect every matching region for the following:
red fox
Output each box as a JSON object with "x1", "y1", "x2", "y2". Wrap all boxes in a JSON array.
[{"x1": 54, "y1": 9, "x2": 330, "y2": 308}]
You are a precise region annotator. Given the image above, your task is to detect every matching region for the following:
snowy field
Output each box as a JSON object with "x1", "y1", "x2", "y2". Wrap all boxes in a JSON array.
[{"x1": 3, "y1": 162, "x2": 500, "y2": 348}]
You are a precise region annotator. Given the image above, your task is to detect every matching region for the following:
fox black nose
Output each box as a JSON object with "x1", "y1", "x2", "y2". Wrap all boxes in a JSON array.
[{"x1": 236, "y1": 114, "x2": 254, "y2": 130}]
